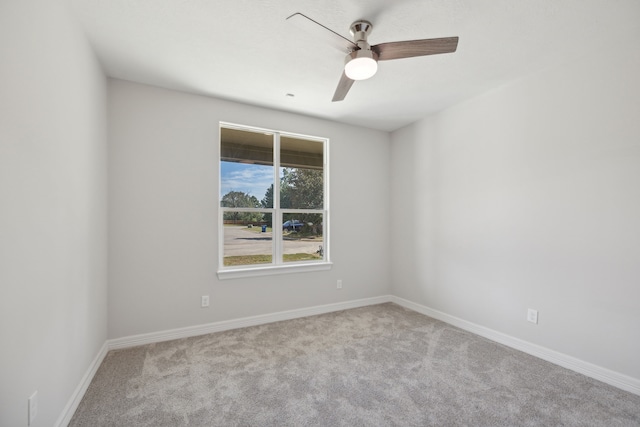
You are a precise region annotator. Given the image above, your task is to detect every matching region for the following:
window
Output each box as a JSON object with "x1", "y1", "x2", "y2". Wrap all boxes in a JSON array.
[{"x1": 218, "y1": 123, "x2": 330, "y2": 278}]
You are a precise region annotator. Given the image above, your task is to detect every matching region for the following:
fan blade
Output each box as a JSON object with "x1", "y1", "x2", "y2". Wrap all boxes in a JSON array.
[
  {"x1": 332, "y1": 71, "x2": 355, "y2": 102},
  {"x1": 373, "y1": 36, "x2": 458, "y2": 61},
  {"x1": 287, "y1": 13, "x2": 358, "y2": 54}
]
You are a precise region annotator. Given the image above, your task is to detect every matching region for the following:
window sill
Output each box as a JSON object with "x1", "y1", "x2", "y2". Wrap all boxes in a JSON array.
[{"x1": 217, "y1": 262, "x2": 333, "y2": 280}]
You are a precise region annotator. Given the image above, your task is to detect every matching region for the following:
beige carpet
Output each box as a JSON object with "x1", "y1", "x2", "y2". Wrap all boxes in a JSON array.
[{"x1": 70, "y1": 303, "x2": 640, "y2": 426}]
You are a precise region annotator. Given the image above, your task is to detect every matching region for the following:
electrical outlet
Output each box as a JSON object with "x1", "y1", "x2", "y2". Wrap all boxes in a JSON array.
[
  {"x1": 28, "y1": 391, "x2": 38, "y2": 426},
  {"x1": 337, "y1": 279, "x2": 343, "y2": 289},
  {"x1": 527, "y1": 308, "x2": 538, "y2": 324},
  {"x1": 201, "y1": 295, "x2": 210, "y2": 308}
]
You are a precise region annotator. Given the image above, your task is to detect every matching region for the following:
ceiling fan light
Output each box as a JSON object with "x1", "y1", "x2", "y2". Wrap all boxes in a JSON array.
[{"x1": 345, "y1": 56, "x2": 378, "y2": 80}]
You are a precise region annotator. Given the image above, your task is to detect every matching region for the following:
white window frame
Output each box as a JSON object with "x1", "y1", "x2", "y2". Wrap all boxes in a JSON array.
[{"x1": 217, "y1": 122, "x2": 331, "y2": 279}]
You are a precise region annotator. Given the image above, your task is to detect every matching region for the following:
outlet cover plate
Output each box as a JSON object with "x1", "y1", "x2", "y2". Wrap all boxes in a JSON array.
[{"x1": 527, "y1": 308, "x2": 538, "y2": 324}]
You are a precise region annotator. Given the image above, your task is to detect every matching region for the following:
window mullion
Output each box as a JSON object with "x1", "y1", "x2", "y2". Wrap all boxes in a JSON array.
[{"x1": 273, "y1": 132, "x2": 282, "y2": 265}]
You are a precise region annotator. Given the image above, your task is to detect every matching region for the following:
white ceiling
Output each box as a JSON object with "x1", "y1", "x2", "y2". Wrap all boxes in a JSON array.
[{"x1": 69, "y1": 0, "x2": 634, "y2": 131}]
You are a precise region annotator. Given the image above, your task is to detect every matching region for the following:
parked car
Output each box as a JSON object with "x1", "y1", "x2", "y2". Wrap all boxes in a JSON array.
[{"x1": 283, "y1": 220, "x2": 303, "y2": 231}]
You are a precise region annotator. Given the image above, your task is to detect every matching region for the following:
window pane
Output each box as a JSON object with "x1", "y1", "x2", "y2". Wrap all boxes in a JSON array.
[
  {"x1": 223, "y1": 218, "x2": 272, "y2": 266},
  {"x1": 280, "y1": 137, "x2": 323, "y2": 209},
  {"x1": 282, "y1": 213, "x2": 324, "y2": 263},
  {"x1": 220, "y1": 127, "x2": 274, "y2": 208}
]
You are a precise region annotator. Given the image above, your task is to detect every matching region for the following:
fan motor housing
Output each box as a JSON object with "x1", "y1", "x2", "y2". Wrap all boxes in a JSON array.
[{"x1": 345, "y1": 47, "x2": 379, "y2": 65}]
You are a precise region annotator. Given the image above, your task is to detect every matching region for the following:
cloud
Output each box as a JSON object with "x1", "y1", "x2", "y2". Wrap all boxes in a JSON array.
[{"x1": 221, "y1": 163, "x2": 274, "y2": 200}]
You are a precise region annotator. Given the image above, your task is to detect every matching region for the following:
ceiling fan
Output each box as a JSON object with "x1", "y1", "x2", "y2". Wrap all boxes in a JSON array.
[{"x1": 286, "y1": 13, "x2": 459, "y2": 102}]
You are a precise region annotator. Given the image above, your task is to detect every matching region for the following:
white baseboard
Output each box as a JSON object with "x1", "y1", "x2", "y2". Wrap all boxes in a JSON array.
[
  {"x1": 107, "y1": 294, "x2": 640, "y2": 396},
  {"x1": 57, "y1": 297, "x2": 390, "y2": 425},
  {"x1": 55, "y1": 341, "x2": 108, "y2": 427},
  {"x1": 108, "y1": 295, "x2": 392, "y2": 350},
  {"x1": 59, "y1": 293, "x2": 639, "y2": 426},
  {"x1": 390, "y1": 295, "x2": 640, "y2": 396}
]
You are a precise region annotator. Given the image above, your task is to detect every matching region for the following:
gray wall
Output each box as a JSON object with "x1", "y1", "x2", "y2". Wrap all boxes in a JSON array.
[
  {"x1": 0, "y1": 1, "x2": 108, "y2": 426},
  {"x1": 390, "y1": 22, "x2": 640, "y2": 379},
  {"x1": 107, "y1": 79, "x2": 391, "y2": 339}
]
